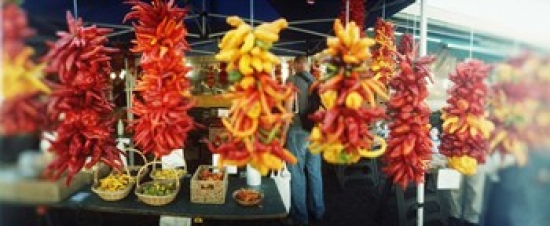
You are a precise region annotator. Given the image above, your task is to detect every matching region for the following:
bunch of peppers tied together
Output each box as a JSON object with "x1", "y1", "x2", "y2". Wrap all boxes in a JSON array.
[
  {"x1": 440, "y1": 60, "x2": 494, "y2": 175},
  {"x1": 526, "y1": 57, "x2": 550, "y2": 149},
  {"x1": 371, "y1": 18, "x2": 396, "y2": 85},
  {"x1": 124, "y1": 0, "x2": 199, "y2": 157},
  {"x1": 338, "y1": 0, "x2": 365, "y2": 31},
  {"x1": 383, "y1": 34, "x2": 434, "y2": 189},
  {"x1": 43, "y1": 12, "x2": 121, "y2": 184},
  {"x1": 308, "y1": 19, "x2": 388, "y2": 164},
  {"x1": 206, "y1": 16, "x2": 297, "y2": 174},
  {"x1": 488, "y1": 57, "x2": 540, "y2": 166},
  {"x1": 1, "y1": 4, "x2": 51, "y2": 135}
]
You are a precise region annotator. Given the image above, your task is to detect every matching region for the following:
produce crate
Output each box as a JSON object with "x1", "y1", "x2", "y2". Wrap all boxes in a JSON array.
[
  {"x1": 0, "y1": 169, "x2": 88, "y2": 204},
  {"x1": 190, "y1": 165, "x2": 228, "y2": 204}
]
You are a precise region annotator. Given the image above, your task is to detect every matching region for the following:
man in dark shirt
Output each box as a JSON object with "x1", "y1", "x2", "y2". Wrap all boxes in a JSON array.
[{"x1": 285, "y1": 55, "x2": 325, "y2": 225}]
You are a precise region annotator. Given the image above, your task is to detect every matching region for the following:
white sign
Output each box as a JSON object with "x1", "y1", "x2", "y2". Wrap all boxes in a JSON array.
[
  {"x1": 437, "y1": 168, "x2": 462, "y2": 190},
  {"x1": 161, "y1": 149, "x2": 186, "y2": 168},
  {"x1": 212, "y1": 154, "x2": 238, "y2": 174}
]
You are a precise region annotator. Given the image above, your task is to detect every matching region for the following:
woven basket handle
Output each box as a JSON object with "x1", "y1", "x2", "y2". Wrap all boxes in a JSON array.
[
  {"x1": 136, "y1": 161, "x2": 180, "y2": 188},
  {"x1": 123, "y1": 148, "x2": 148, "y2": 166}
]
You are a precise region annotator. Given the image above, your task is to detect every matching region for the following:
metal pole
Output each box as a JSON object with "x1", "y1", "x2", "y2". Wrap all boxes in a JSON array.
[
  {"x1": 250, "y1": 0, "x2": 254, "y2": 27},
  {"x1": 418, "y1": 1, "x2": 428, "y2": 226},
  {"x1": 73, "y1": 0, "x2": 78, "y2": 18}
]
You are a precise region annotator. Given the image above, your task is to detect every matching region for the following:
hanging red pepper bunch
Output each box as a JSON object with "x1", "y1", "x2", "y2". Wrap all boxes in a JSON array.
[
  {"x1": 371, "y1": 18, "x2": 397, "y2": 85},
  {"x1": 124, "y1": 0, "x2": 198, "y2": 157},
  {"x1": 338, "y1": 0, "x2": 365, "y2": 32},
  {"x1": 439, "y1": 60, "x2": 494, "y2": 175},
  {"x1": 488, "y1": 56, "x2": 541, "y2": 166},
  {"x1": 43, "y1": 12, "x2": 121, "y2": 184},
  {"x1": 1, "y1": 3, "x2": 51, "y2": 136},
  {"x1": 308, "y1": 19, "x2": 388, "y2": 164},
  {"x1": 206, "y1": 16, "x2": 298, "y2": 175},
  {"x1": 2, "y1": 3, "x2": 34, "y2": 58},
  {"x1": 383, "y1": 34, "x2": 435, "y2": 189}
]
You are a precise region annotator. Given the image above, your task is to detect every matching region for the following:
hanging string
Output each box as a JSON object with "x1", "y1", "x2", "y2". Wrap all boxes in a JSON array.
[
  {"x1": 73, "y1": 0, "x2": 78, "y2": 18},
  {"x1": 250, "y1": 0, "x2": 254, "y2": 28},
  {"x1": 469, "y1": 28, "x2": 474, "y2": 59},
  {"x1": 346, "y1": 0, "x2": 350, "y2": 24},
  {"x1": 382, "y1": 0, "x2": 386, "y2": 19}
]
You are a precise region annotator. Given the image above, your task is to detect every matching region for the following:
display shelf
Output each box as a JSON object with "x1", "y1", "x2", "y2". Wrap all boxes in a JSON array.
[
  {"x1": 50, "y1": 177, "x2": 286, "y2": 220},
  {"x1": 194, "y1": 95, "x2": 231, "y2": 108}
]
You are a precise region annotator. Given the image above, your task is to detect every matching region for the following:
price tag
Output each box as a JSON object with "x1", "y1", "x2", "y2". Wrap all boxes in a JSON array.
[
  {"x1": 218, "y1": 109, "x2": 230, "y2": 118},
  {"x1": 437, "y1": 168, "x2": 462, "y2": 190},
  {"x1": 161, "y1": 149, "x2": 186, "y2": 168}
]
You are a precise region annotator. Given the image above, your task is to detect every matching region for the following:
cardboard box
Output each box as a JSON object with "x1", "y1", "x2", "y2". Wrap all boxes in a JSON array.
[{"x1": 0, "y1": 168, "x2": 88, "y2": 204}]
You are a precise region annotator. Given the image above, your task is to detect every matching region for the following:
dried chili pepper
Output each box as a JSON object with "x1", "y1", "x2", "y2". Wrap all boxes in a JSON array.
[
  {"x1": 124, "y1": 0, "x2": 199, "y2": 158},
  {"x1": 43, "y1": 12, "x2": 121, "y2": 185},
  {"x1": 440, "y1": 60, "x2": 493, "y2": 175},
  {"x1": 308, "y1": 20, "x2": 387, "y2": 164},
  {"x1": 206, "y1": 17, "x2": 296, "y2": 174},
  {"x1": 383, "y1": 34, "x2": 434, "y2": 189}
]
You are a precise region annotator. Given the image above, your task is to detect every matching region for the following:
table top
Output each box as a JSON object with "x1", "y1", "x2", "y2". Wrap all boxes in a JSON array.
[{"x1": 56, "y1": 177, "x2": 287, "y2": 220}]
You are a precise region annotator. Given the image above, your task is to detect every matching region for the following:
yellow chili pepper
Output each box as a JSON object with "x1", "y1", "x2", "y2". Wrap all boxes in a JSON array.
[
  {"x1": 239, "y1": 76, "x2": 256, "y2": 90},
  {"x1": 245, "y1": 102, "x2": 261, "y2": 119},
  {"x1": 345, "y1": 91, "x2": 363, "y2": 110},
  {"x1": 320, "y1": 90, "x2": 338, "y2": 109},
  {"x1": 448, "y1": 156, "x2": 477, "y2": 175}
]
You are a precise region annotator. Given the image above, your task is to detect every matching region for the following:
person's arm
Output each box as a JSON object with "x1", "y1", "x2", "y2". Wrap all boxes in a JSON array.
[{"x1": 281, "y1": 76, "x2": 298, "y2": 144}]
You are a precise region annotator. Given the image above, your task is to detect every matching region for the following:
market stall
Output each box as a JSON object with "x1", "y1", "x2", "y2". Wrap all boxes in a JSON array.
[{"x1": 3, "y1": 0, "x2": 548, "y2": 226}]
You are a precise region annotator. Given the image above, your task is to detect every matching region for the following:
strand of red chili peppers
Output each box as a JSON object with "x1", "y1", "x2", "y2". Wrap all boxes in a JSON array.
[
  {"x1": 0, "y1": 4, "x2": 50, "y2": 136},
  {"x1": 124, "y1": 0, "x2": 198, "y2": 158},
  {"x1": 371, "y1": 18, "x2": 397, "y2": 85},
  {"x1": 383, "y1": 34, "x2": 435, "y2": 189},
  {"x1": 308, "y1": 19, "x2": 388, "y2": 164},
  {"x1": 488, "y1": 55, "x2": 539, "y2": 166},
  {"x1": 338, "y1": 0, "x2": 365, "y2": 30},
  {"x1": 43, "y1": 12, "x2": 121, "y2": 184},
  {"x1": 205, "y1": 16, "x2": 298, "y2": 175},
  {"x1": 440, "y1": 60, "x2": 493, "y2": 175}
]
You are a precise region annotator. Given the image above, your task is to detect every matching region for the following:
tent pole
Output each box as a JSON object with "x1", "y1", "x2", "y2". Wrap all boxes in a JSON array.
[
  {"x1": 73, "y1": 0, "x2": 78, "y2": 18},
  {"x1": 418, "y1": 0, "x2": 428, "y2": 226},
  {"x1": 250, "y1": 0, "x2": 254, "y2": 27}
]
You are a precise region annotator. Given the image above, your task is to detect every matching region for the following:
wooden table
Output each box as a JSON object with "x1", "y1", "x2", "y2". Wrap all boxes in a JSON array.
[{"x1": 52, "y1": 177, "x2": 287, "y2": 221}]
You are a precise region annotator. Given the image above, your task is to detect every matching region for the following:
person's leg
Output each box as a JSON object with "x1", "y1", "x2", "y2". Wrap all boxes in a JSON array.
[
  {"x1": 286, "y1": 128, "x2": 309, "y2": 225},
  {"x1": 448, "y1": 185, "x2": 464, "y2": 220},
  {"x1": 463, "y1": 167, "x2": 486, "y2": 225},
  {"x1": 306, "y1": 149, "x2": 325, "y2": 220}
]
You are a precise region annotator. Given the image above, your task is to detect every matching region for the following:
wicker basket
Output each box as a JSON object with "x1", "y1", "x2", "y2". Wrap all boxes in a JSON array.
[
  {"x1": 150, "y1": 156, "x2": 187, "y2": 180},
  {"x1": 91, "y1": 164, "x2": 134, "y2": 201},
  {"x1": 135, "y1": 161, "x2": 180, "y2": 206},
  {"x1": 124, "y1": 148, "x2": 149, "y2": 181},
  {"x1": 190, "y1": 165, "x2": 228, "y2": 204}
]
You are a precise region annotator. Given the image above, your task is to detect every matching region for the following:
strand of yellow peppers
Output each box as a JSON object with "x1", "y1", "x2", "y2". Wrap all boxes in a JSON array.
[
  {"x1": 43, "y1": 12, "x2": 121, "y2": 184},
  {"x1": 308, "y1": 19, "x2": 389, "y2": 164},
  {"x1": 440, "y1": 60, "x2": 494, "y2": 175},
  {"x1": 0, "y1": 3, "x2": 50, "y2": 136},
  {"x1": 383, "y1": 34, "x2": 435, "y2": 189},
  {"x1": 205, "y1": 16, "x2": 297, "y2": 174},
  {"x1": 124, "y1": 0, "x2": 199, "y2": 158}
]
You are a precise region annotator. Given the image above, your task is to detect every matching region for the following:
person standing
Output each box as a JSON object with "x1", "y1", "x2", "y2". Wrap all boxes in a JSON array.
[{"x1": 285, "y1": 55, "x2": 325, "y2": 225}]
